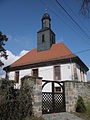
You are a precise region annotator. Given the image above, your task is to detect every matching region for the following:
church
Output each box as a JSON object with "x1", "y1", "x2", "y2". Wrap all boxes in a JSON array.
[{"x1": 4, "y1": 12, "x2": 89, "y2": 89}]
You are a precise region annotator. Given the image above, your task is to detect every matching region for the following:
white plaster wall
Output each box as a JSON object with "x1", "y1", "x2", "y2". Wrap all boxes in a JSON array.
[
  {"x1": 8, "y1": 63, "x2": 87, "y2": 90},
  {"x1": 39, "y1": 66, "x2": 53, "y2": 80},
  {"x1": 84, "y1": 73, "x2": 87, "y2": 82},
  {"x1": 39, "y1": 66, "x2": 53, "y2": 92},
  {"x1": 76, "y1": 64, "x2": 87, "y2": 82},
  {"x1": 19, "y1": 69, "x2": 32, "y2": 82},
  {"x1": 61, "y1": 63, "x2": 74, "y2": 81},
  {"x1": 76, "y1": 64, "x2": 81, "y2": 81},
  {"x1": 9, "y1": 71, "x2": 15, "y2": 80},
  {"x1": 9, "y1": 69, "x2": 31, "y2": 89}
]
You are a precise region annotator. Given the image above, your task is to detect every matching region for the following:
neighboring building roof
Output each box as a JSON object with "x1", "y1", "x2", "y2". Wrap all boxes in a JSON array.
[{"x1": 4, "y1": 42, "x2": 89, "y2": 72}]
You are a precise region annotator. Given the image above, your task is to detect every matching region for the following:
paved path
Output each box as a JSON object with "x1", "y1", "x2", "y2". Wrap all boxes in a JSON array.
[{"x1": 43, "y1": 112, "x2": 83, "y2": 120}]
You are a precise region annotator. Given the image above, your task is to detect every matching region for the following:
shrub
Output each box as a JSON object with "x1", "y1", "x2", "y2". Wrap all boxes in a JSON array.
[
  {"x1": 85, "y1": 101, "x2": 90, "y2": 117},
  {"x1": 0, "y1": 79, "x2": 32, "y2": 120},
  {"x1": 76, "y1": 96, "x2": 86, "y2": 113}
]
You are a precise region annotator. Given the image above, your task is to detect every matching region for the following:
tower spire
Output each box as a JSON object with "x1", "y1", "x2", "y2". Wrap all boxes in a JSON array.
[
  {"x1": 42, "y1": 12, "x2": 51, "y2": 29},
  {"x1": 37, "y1": 12, "x2": 56, "y2": 52},
  {"x1": 45, "y1": 8, "x2": 47, "y2": 13}
]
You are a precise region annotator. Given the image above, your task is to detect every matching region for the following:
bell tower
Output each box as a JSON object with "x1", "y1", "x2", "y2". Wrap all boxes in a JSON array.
[
  {"x1": 37, "y1": 12, "x2": 56, "y2": 52},
  {"x1": 42, "y1": 12, "x2": 51, "y2": 29}
]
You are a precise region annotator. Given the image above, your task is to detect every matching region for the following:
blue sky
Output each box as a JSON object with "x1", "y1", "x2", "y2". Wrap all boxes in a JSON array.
[{"x1": 0, "y1": 0, "x2": 90, "y2": 79}]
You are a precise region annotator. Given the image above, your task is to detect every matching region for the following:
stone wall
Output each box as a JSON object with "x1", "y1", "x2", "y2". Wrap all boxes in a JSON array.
[
  {"x1": 21, "y1": 76, "x2": 42, "y2": 117},
  {"x1": 64, "y1": 81, "x2": 90, "y2": 112},
  {"x1": 0, "y1": 76, "x2": 42, "y2": 119},
  {"x1": 0, "y1": 78, "x2": 90, "y2": 116}
]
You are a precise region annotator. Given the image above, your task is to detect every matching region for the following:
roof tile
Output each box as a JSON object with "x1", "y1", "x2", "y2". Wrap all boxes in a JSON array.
[{"x1": 10, "y1": 42, "x2": 76, "y2": 68}]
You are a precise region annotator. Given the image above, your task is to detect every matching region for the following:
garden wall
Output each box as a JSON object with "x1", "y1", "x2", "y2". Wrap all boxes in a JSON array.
[{"x1": 64, "y1": 81, "x2": 90, "y2": 112}]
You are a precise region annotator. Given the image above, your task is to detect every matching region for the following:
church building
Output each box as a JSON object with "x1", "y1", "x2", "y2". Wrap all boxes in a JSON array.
[{"x1": 4, "y1": 12, "x2": 89, "y2": 89}]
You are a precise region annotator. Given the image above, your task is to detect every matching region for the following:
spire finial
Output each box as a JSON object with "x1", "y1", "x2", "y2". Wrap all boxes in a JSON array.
[{"x1": 45, "y1": 9, "x2": 47, "y2": 13}]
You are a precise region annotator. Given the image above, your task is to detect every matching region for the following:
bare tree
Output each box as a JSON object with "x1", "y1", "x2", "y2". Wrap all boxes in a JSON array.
[{"x1": 81, "y1": 0, "x2": 90, "y2": 15}]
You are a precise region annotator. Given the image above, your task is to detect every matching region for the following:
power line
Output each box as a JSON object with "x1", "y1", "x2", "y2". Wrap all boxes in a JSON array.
[
  {"x1": 55, "y1": 0, "x2": 90, "y2": 39},
  {"x1": 40, "y1": 0, "x2": 90, "y2": 46},
  {"x1": 62, "y1": 0, "x2": 90, "y2": 34}
]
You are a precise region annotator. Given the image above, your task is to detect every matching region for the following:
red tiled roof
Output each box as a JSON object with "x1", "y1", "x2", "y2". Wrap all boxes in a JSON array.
[{"x1": 10, "y1": 43, "x2": 76, "y2": 68}]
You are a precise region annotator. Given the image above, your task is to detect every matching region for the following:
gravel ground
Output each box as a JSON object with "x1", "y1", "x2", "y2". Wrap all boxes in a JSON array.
[{"x1": 43, "y1": 112, "x2": 84, "y2": 120}]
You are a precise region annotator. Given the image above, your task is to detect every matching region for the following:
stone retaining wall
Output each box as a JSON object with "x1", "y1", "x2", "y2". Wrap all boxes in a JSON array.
[
  {"x1": 64, "y1": 81, "x2": 90, "y2": 112},
  {"x1": 0, "y1": 77, "x2": 90, "y2": 116}
]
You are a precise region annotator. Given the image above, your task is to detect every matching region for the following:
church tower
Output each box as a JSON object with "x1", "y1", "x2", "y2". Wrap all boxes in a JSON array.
[{"x1": 37, "y1": 12, "x2": 56, "y2": 52}]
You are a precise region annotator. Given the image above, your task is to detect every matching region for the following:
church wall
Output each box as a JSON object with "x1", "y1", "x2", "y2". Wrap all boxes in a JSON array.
[
  {"x1": 39, "y1": 66, "x2": 53, "y2": 80},
  {"x1": 9, "y1": 71, "x2": 15, "y2": 80},
  {"x1": 76, "y1": 64, "x2": 81, "y2": 81},
  {"x1": 61, "y1": 63, "x2": 74, "y2": 81},
  {"x1": 8, "y1": 62, "x2": 87, "y2": 89},
  {"x1": 76, "y1": 64, "x2": 87, "y2": 82},
  {"x1": 39, "y1": 66, "x2": 53, "y2": 92}
]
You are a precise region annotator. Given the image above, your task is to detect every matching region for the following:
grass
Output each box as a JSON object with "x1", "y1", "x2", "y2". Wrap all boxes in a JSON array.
[{"x1": 75, "y1": 100, "x2": 90, "y2": 120}]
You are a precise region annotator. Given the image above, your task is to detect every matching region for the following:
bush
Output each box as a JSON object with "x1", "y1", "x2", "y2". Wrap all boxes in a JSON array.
[
  {"x1": 0, "y1": 79, "x2": 32, "y2": 120},
  {"x1": 76, "y1": 96, "x2": 86, "y2": 113},
  {"x1": 85, "y1": 101, "x2": 90, "y2": 117}
]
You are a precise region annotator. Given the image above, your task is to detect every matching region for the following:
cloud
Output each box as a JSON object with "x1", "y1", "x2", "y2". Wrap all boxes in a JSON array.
[
  {"x1": 19, "y1": 50, "x2": 29, "y2": 57},
  {"x1": 0, "y1": 50, "x2": 29, "y2": 78}
]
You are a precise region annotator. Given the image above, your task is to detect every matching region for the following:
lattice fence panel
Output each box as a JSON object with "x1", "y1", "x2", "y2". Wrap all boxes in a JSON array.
[
  {"x1": 42, "y1": 92, "x2": 53, "y2": 114},
  {"x1": 54, "y1": 93, "x2": 65, "y2": 112}
]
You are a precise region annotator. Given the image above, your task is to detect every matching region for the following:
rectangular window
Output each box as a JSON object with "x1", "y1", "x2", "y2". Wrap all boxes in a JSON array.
[
  {"x1": 52, "y1": 35, "x2": 55, "y2": 44},
  {"x1": 42, "y1": 34, "x2": 45, "y2": 43},
  {"x1": 54, "y1": 66, "x2": 60, "y2": 80},
  {"x1": 55, "y1": 87, "x2": 61, "y2": 92},
  {"x1": 32, "y1": 69, "x2": 38, "y2": 77},
  {"x1": 15, "y1": 71, "x2": 19, "y2": 83},
  {"x1": 82, "y1": 70, "x2": 85, "y2": 82}
]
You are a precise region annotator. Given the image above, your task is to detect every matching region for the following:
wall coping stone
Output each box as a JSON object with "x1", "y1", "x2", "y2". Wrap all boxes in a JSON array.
[{"x1": 63, "y1": 80, "x2": 88, "y2": 83}]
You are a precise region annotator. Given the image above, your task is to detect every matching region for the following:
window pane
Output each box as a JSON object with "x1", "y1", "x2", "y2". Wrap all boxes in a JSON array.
[
  {"x1": 54, "y1": 66, "x2": 60, "y2": 80},
  {"x1": 42, "y1": 34, "x2": 45, "y2": 43},
  {"x1": 15, "y1": 71, "x2": 19, "y2": 83},
  {"x1": 33, "y1": 69, "x2": 38, "y2": 77},
  {"x1": 55, "y1": 87, "x2": 61, "y2": 92}
]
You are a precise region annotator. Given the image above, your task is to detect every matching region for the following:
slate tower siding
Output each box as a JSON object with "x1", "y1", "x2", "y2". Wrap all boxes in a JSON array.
[
  {"x1": 37, "y1": 29, "x2": 55, "y2": 52},
  {"x1": 37, "y1": 12, "x2": 56, "y2": 52}
]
